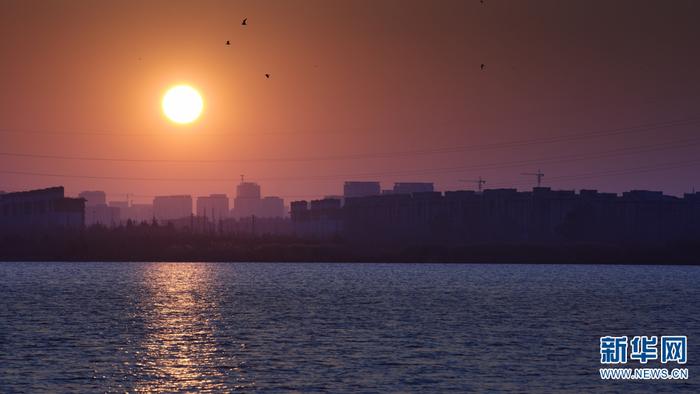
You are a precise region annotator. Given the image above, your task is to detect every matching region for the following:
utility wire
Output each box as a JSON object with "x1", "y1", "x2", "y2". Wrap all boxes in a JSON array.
[
  {"x1": 2, "y1": 142, "x2": 700, "y2": 184},
  {"x1": 0, "y1": 117, "x2": 698, "y2": 163},
  {"x1": 487, "y1": 159, "x2": 700, "y2": 189}
]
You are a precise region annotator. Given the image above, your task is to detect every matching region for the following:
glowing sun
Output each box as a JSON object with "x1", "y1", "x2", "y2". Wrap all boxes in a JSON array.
[{"x1": 162, "y1": 85, "x2": 203, "y2": 124}]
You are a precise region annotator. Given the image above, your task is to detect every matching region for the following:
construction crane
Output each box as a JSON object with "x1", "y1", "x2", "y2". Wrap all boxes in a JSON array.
[
  {"x1": 521, "y1": 169, "x2": 544, "y2": 187},
  {"x1": 459, "y1": 176, "x2": 486, "y2": 192}
]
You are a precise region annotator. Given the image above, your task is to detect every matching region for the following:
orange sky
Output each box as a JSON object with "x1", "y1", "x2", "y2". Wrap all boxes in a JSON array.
[{"x1": 1, "y1": 0, "x2": 700, "y2": 203}]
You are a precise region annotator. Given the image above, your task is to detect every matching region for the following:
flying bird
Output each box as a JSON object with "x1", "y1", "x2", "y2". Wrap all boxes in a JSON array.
[
  {"x1": 265, "y1": 74, "x2": 270, "y2": 79},
  {"x1": 226, "y1": 40, "x2": 231, "y2": 45},
  {"x1": 242, "y1": 18, "x2": 247, "y2": 26},
  {"x1": 480, "y1": 63, "x2": 486, "y2": 70}
]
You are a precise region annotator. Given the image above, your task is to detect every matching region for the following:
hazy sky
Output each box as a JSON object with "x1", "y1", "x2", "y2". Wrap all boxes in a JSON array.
[{"x1": 1, "y1": 0, "x2": 699, "y2": 202}]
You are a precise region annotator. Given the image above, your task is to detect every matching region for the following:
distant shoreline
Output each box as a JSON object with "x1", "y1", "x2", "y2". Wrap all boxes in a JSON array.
[
  {"x1": 1, "y1": 235, "x2": 698, "y2": 265},
  {"x1": 2, "y1": 225, "x2": 699, "y2": 264}
]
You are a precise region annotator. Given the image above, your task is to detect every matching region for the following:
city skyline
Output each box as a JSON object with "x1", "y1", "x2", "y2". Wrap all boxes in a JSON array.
[
  {"x1": 4, "y1": 182, "x2": 699, "y2": 257},
  {"x1": 2, "y1": 1, "x2": 700, "y2": 201}
]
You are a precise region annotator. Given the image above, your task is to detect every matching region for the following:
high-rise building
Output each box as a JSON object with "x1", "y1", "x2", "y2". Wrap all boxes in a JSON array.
[
  {"x1": 197, "y1": 194, "x2": 230, "y2": 221},
  {"x1": 237, "y1": 182, "x2": 261, "y2": 199},
  {"x1": 92, "y1": 200, "x2": 155, "y2": 225},
  {"x1": 234, "y1": 182, "x2": 261, "y2": 218},
  {"x1": 0, "y1": 187, "x2": 84, "y2": 232},
  {"x1": 79, "y1": 191, "x2": 119, "y2": 227},
  {"x1": 343, "y1": 181, "x2": 381, "y2": 198},
  {"x1": 260, "y1": 196, "x2": 285, "y2": 218},
  {"x1": 290, "y1": 200, "x2": 308, "y2": 221},
  {"x1": 153, "y1": 195, "x2": 192, "y2": 221},
  {"x1": 78, "y1": 191, "x2": 107, "y2": 207}
]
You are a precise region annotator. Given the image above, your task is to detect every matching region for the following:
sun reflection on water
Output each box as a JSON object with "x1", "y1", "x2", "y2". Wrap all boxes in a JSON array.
[{"x1": 133, "y1": 263, "x2": 252, "y2": 392}]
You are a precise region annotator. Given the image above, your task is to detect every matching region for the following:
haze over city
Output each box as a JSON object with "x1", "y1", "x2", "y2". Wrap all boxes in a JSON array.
[{"x1": 2, "y1": 0, "x2": 700, "y2": 203}]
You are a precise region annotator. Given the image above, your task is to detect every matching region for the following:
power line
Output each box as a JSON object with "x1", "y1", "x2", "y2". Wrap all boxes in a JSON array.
[
  {"x1": 0, "y1": 126, "x2": 353, "y2": 138},
  {"x1": 1, "y1": 138, "x2": 698, "y2": 182},
  {"x1": 521, "y1": 169, "x2": 544, "y2": 187},
  {"x1": 261, "y1": 138, "x2": 700, "y2": 180},
  {"x1": 2, "y1": 141, "x2": 700, "y2": 184},
  {"x1": 1, "y1": 119, "x2": 699, "y2": 184},
  {"x1": 487, "y1": 159, "x2": 700, "y2": 189},
  {"x1": 0, "y1": 117, "x2": 699, "y2": 163},
  {"x1": 459, "y1": 176, "x2": 486, "y2": 191},
  {"x1": 0, "y1": 170, "x2": 232, "y2": 183}
]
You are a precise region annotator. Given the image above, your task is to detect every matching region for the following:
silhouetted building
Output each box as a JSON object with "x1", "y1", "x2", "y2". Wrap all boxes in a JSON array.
[
  {"x1": 234, "y1": 182, "x2": 261, "y2": 218},
  {"x1": 108, "y1": 201, "x2": 129, "y2": 226},
  {"x1": 0, "y1": 186, "x2": 84, "y2": 233},
  {"x1": 99, "y1": 201, "x2": 154, "y2": 225},
  {"x1": 291, "y1": 198, "x2": 342, "y2": 238},
  {"x1": 343, "y1": 181, "x2": 381, "y2": 198},
  {"x1": 109, "y1": 201, "x2": 129, "y2": 210},
  {"x1": 153, "y1": 195, "x2": 192, "y2": 222},
  {"x1": 231, "y1": 182, "x2": 286, "y2": 219},
  {"x1": 79, "y1": 191, "x2": 106, "y2": 206},
  {"x1": 292, "y1": 186, "x2": 700, "y2": 245},
  {"x1": 79, "y1": 191, "x2": 119, "y2": 227},
  {"x1": 197, "y1": 194, "x2": 229, "y2": 221},
  {"x1": 290, "y1": 200, "x2": 309, "y2": 220},
  {"x1": 85, "y1": 204, "x2": 120, "y2": 227},
  {"x1": 393, "y1": 182, "x2": 434, "y2": 195},
  {"x1": 128, "y1": 203, "x2": 154, "y2": 224},
  {"x1": 260, "y1": 196, "x2": 285, "y2": 218}
]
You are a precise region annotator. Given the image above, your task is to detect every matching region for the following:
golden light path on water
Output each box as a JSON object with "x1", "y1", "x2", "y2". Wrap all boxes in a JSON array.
[{"x1": 134, "y1": 263, "x2": 252, "y2": 392}]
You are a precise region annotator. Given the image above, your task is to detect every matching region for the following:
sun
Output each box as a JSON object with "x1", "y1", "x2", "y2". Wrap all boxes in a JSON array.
[{"x1": 162, "y1": 85, "x2": 203, "y2": 124}]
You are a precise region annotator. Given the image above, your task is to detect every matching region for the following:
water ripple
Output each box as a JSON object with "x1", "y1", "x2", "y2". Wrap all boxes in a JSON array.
[{"x1": 0, "y1": 262, "x2": 699, "y2": 392}]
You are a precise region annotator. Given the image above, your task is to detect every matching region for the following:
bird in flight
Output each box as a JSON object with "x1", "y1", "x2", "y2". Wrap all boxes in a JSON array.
[
  {"x1": 226, "y1": 40, "x2": 231, "y2": 46},
  {"x1": 265, "y1": 73, "x2": 270, "y2": 79},
  {"x1": 242, "y1": 18, "x2": 247, "y2": 26},
  {"x1": 480, "y1": 63, "x2": 486, "y2": 71}
]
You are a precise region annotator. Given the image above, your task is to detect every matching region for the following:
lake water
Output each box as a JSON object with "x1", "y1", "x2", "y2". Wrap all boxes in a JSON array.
[{"x1": 0, "y1": 262, "x2": 698, "y2": 392}]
